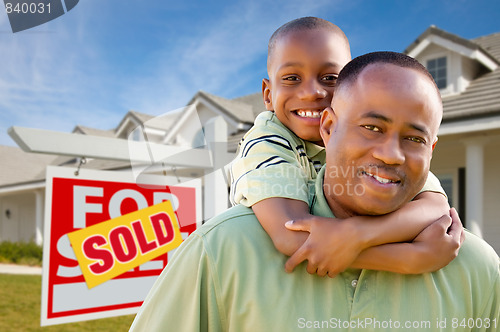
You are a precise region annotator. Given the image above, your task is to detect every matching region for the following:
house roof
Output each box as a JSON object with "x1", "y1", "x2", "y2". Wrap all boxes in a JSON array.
[
  {"x1": 405, "y1": 26, "x2": 500, "y2": 122},
  {"x1": 232, "y1": 92, "x2": 266, "y2": 118},
  {"x1": 0, "y1": 145, "x2": 56, "y2": 187},
  {"x1": 73, "y1": 125, "x2": 115, "y2": 138},
  {"x1": 191, "y1": 91, "x2": 257, "y2": 124},
  {"x1": 114, "y1": 110, "x2": 154, "y2": 137},
  {"x1": 405, "y1": 26, "x2": 499, "y2": 67},
  {"x1": 441, "y1": 31, "x2": 500, "y2": 122},
  {"x1": 473, "y1": 32, "x2": 500, "y2": 64}
]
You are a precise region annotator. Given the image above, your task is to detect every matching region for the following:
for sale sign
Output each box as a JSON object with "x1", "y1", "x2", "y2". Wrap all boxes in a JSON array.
[
  {"x1": 68, "y1": 200, "x2": 183, "y2": 289},
  {"x1": 41, "y1": 166, "x2": 202, "y2": 326}
]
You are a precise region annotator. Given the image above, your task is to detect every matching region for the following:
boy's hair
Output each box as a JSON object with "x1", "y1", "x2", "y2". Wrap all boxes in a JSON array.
[
  {"x1": 336, "y1": 51, "x2": 442, "y2": 103},
  {"x1": 267, "y1": 17, "x2": 349, "y2": 67}
]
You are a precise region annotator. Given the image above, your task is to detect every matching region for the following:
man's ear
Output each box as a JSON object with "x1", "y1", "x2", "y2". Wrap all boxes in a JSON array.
[
  {"x1": 431, "y1": 137, "x2": 438, "y2": 151},
  {"x1": 262, "y1": 78, "x2": 273, "y2": 111},
  {"x1": 320, "y1": 107, "x2": 336, "y2": 146}
]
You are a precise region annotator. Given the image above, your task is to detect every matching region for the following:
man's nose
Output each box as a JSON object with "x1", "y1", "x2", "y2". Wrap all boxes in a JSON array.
[
  {"x1": 372, "y1": 134, "x2": 405, "y2": 165},
  {"x1": 297, "y1": 79, "x2": 327, "y2": 101}
]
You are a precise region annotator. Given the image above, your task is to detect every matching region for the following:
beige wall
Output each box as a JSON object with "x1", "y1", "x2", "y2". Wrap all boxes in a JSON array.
[
  {"x1": 431, "y1": 133, "x2": 500, "y2": 254},
  {"x1": 483, "y1": 139, "x2": 500, "y2": 254},
  {"x1": 0, "y1": 192, "x2": 36, "y2": 243}
]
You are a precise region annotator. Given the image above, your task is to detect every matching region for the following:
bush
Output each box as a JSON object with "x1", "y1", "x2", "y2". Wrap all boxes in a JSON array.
[{"x1": 0, "y1": 241, "x2": 43, "y2": 266}]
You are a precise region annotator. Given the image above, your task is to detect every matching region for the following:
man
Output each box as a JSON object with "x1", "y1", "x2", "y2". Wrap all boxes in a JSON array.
[{"x1": 130, "y1": 52, "x2": 499, "y2": 332}]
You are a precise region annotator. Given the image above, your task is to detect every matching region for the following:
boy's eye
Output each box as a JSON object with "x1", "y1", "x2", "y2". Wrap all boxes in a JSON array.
[
  {"x1": 320, "y1": 75, "x2": 338, "y2": 85},
  {"x1": 321, "y1": 75, "x2": 338, "y2": 82},
  {"x1": 282, "y1": 75, "x2": 300, "y2": 82},
  {"x1": 362, "y1": 125, "x2": 381, "y2": 132}
]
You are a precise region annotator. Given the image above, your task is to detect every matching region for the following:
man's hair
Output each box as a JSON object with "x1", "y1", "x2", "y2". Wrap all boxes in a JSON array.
[
  {"x1": 336, "y1": 51, "x2": 441, "y2": 99},
  {"x1": 267, "y1": 17, "x2": 348, "y2": 66}
]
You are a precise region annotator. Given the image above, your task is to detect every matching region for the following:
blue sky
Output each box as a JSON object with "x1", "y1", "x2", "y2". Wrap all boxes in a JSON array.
[{"x1": 1, "y1": 0, "x2": 499, "y2": 146}]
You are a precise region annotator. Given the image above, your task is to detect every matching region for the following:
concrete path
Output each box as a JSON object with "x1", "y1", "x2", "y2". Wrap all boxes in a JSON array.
[{"x1": 0, "y1": 263, "x2": 42, "y2": 275}]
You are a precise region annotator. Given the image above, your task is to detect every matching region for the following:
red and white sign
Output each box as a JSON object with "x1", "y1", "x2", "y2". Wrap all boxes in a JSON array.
[{"x1": 41, "y1": 166, "x2": 202, "y2": 326}]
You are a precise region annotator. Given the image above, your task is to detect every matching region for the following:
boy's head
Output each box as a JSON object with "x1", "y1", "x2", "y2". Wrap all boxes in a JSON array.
[{"x1": 263, "y1": 17, "x2": 351, "y2": 145}]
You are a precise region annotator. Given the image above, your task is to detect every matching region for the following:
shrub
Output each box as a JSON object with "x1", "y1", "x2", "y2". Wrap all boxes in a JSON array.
[{"x1": 0, "y1": 241, "x2": 43, "y2": 266}]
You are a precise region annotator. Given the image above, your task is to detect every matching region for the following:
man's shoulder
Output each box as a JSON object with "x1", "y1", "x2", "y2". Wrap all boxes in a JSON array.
[
  {"x1": 193, "y1": 205, "x2": 261, "y2": 238},
  {"x1": 456, "y1": 230, "x2": 499, "y2": 276},
  {"x1": 461, "y1": 231, "x2": 498, "y2": 259}
]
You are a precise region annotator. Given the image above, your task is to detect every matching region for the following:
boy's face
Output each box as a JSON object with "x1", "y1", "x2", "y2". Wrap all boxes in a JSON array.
[
  {"x1": 320, "y1": 63, "x2": 442, "y2": 218},
  {"x1": 263, "y1": 28, "x2": 351, "y2": 145}
]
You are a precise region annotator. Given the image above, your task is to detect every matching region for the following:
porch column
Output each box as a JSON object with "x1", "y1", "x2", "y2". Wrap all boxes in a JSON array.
[
  {"x1": 35, "y1": 189, "x2": 44, "y2": 246},
  {"x1": 203, "y1": 116, "x2": 230, "y2": 221},
  {"x1": 463, "y1": 137, "x2": 488, "y2": 238}
]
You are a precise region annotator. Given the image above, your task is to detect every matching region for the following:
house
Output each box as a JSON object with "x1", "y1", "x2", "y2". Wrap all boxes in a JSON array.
[
  {"x1": 405, "y1": 26, "x2": 500, "y2": 252},
  {"x1": 1, "y1": 26, "x2": 499, "y2": 254}
]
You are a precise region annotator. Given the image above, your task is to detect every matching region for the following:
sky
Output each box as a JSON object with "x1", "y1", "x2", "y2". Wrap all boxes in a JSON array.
[{"x1": 1, "y1": 0, "x2": 499, "y2": 146}]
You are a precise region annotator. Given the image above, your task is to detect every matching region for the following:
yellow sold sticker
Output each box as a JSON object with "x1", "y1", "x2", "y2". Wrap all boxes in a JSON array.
[{"x1": 68, "y1": 201, "x2": 182, "y2": 289}]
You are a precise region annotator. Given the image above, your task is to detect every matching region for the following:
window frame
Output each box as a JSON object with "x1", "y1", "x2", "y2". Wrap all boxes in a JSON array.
[{"x1": 427, "y1": 56, "x2": 448, "y2": 90}]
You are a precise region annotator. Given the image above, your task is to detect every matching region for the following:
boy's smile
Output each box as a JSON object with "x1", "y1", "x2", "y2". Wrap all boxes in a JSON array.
[{"x1": 263, "y1": 28, "x2": 351, "y2": 145}]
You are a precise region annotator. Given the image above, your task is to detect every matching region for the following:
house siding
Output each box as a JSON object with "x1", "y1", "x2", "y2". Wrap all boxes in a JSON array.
[
  {"x1": 483, "y1": 140, "x2": 500, "y2": 253},
  {"x1": 0, "y1": 192, "x2": 37, "y2": 243},
  {"x1": 431, "y1": 134, "x2": 500, "y2": 254}
]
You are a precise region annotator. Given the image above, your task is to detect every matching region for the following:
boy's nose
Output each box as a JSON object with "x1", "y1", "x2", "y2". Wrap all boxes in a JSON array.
[{"x1": 298, "y1": 80, "x2": 327, "y2": 100}]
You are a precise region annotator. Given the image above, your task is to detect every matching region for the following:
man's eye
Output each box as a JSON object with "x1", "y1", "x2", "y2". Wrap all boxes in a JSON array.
[
  {"x1": 363, "y1": 125, "x2": 381, "y2": 132},
  {"x1": 407, "y1": 136, "x2": 426, "y2": 144}
]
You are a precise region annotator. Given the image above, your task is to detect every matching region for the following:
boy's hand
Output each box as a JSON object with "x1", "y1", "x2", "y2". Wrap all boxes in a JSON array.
[
  {"x1": 284, "y1": 217, "x2": 363, "y2": 278},
  {"x1": 408, "y1": 208, "x2": 464, "y2": 273}
]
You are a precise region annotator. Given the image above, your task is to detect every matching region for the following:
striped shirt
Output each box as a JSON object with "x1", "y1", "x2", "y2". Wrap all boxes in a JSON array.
[{"x1": 230, "y1": 111, "x2": 325, "y2": 206}]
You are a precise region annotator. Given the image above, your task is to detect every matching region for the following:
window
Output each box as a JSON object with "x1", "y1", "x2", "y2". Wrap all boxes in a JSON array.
[
  {"x1": 131, "y1": 127, "x2": 144, "y2": 142},
  {"x1": 438, "y1": 174, "x2": 453, "y2": 208},
  {"x1": 427, "y1": 57, "x2": 447, "y2": 89},
  {"x1": 192, "y1": 128, "x2": 206, "y2": 148},
  {"x1": 436, "y1": 167, "x2": 466, "y2": 227}
]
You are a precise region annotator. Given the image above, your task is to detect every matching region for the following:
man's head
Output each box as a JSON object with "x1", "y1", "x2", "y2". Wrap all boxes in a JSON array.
[
  {"x1": 263, "y1": 17, "x2": 351, "y2": 145},
  {"x1": 320, "y1": 51, "x2": 443, "y2": 218}
]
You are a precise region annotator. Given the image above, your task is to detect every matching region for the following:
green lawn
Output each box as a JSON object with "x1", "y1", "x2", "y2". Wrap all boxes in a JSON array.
[{"x1": 0, "y1": 274, "x2": 135, "y2": 331}]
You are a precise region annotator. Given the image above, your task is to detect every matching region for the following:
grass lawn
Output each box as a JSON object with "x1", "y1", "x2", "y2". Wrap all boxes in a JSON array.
[{"x1": 0, "y1": 274, "x2": 135, "y2": 331}]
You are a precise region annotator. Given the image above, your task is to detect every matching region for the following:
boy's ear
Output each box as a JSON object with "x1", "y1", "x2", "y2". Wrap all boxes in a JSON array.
[
  {"x1": 262, "y1": 78, "x2": 273, "y2": 111},
  {"x1": 320, "y1": 107, "x2": 336, "y2": 146}
]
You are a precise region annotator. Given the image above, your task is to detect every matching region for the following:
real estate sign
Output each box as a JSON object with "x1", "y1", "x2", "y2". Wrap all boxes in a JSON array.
[{"x1": 41, "y1": 166, "x2": 202, "y2": 326}]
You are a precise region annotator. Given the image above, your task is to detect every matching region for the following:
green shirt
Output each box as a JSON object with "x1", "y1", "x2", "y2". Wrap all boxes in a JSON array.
[
  {"x1": 130, "y1": 167, "x2": 499, "y2": 332},
  {"x1": 230, "y1": 111, "x2": 445, "y2": 207}
]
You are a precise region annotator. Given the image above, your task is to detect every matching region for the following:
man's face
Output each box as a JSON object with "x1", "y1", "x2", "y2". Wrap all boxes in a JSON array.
[
  {"x1": 320, "y1": 63, "x2": 442, "y2": 217},
  {"x1": 263, "y1": 28, "x2": 351, "y2": 145}
]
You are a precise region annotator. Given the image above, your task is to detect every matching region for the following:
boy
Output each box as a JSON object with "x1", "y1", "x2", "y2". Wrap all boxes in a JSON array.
[{"x1": 230, "y1": 17, "x2": 460, "y2": 277}]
